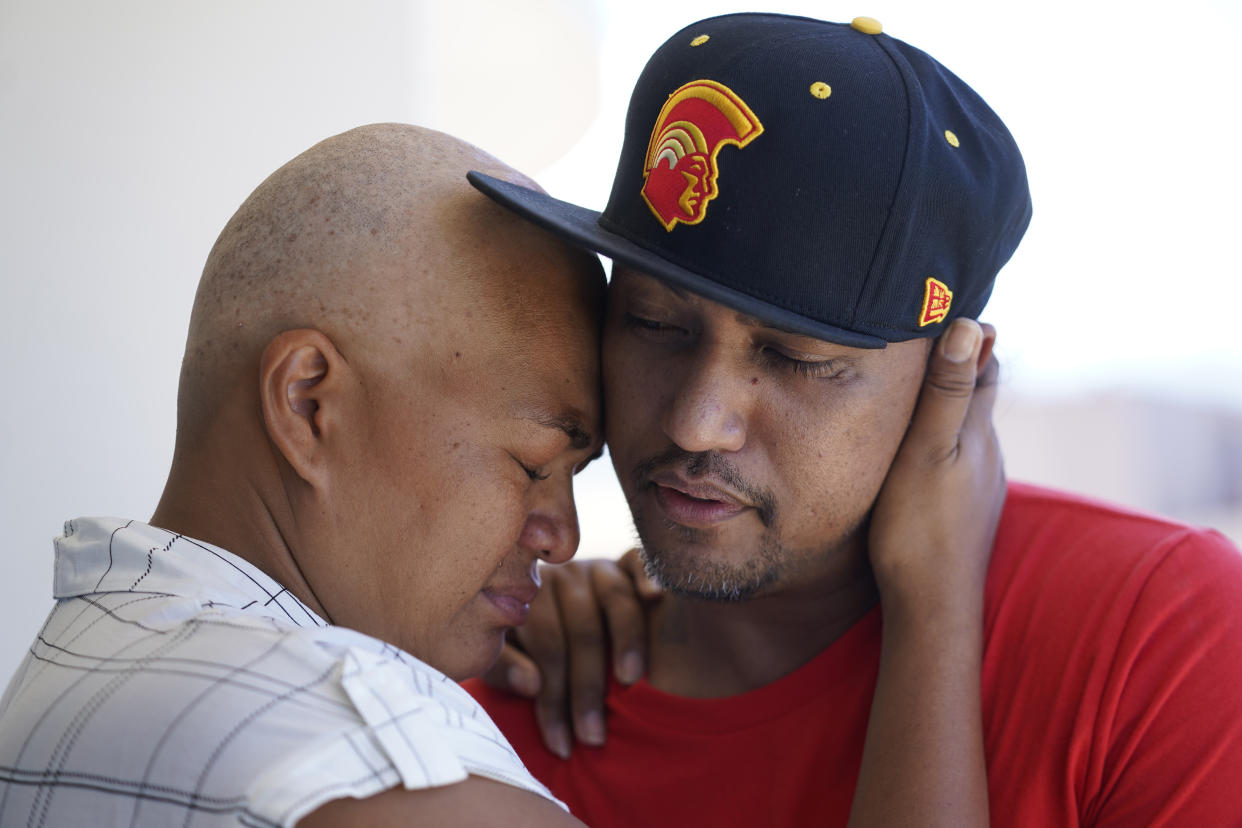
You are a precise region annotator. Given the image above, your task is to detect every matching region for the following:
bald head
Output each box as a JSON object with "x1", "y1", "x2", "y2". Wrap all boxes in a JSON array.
[
  {"x1": 156, "y1": 123, "x2": 606, "y2": 677},
  {"x1": 179, "y1": 123, "x2": 598, "y2": 438}
]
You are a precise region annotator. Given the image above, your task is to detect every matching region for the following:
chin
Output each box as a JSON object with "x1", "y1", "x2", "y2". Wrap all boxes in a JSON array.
[
  {"x1": 636, "y1": 511, "x2": 864, "y2": 603},
  {"x1": 639, "y1": 539, "x2": 781, "y2": 603},
  {"x1": 435, "y1": 632, "x2": 506, "y2": 683}
]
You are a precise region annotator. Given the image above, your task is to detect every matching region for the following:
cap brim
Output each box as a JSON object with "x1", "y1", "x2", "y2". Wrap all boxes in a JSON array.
[{"x1": 467, "y1": 172, "x2": 888, "y2": 348}]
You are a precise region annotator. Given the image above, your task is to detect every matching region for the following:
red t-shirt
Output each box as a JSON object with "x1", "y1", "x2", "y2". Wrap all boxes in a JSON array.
[{"x1": 468, "y1": 483, "x2": 1242, "y2": 826}]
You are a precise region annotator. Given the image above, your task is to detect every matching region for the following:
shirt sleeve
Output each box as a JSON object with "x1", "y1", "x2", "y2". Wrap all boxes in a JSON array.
[
  {"x1": 246, "y1": 646, "x2": 564, "y2": 826},
  {"x1": 1084, "y1": 529, "x2": 1242, "y2": 826}
]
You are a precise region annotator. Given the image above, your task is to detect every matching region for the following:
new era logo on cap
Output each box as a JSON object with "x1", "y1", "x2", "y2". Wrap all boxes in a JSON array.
[{"x1": 920, "y1": 278, "x2": 953, "y2": 326}]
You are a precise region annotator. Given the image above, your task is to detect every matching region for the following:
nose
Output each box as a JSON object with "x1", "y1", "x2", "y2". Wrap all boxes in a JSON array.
[
  {"x1": 518, "y1": 476, "x2": 580, "y2": 565},
  {"x1": 661, "y1": 347, "x2": 748, "y2": 454}
]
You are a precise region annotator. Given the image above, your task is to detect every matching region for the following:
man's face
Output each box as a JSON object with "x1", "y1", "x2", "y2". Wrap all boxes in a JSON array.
[
  {"x1": 320, "y1": 224, "x2": 603, "y2": 680},
  {"x1": 603, "y1": 266, "x2": 929, "y2": 600}
]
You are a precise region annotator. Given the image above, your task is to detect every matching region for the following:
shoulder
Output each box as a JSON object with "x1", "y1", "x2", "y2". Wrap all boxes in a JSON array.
[
  {"x1": 0, "y1": 595, "x2": 551, "y2": 827},
  {"x1": 993, "y1": 482, "x2": 1242, "y2": 595},
  {"x1": 985, "y1": 482, "x2": 1242, "y2": 684},
  {"x1": 1000, "y1": 481, "x2": 1235, "y2": 544},
  {"x1": 986, "y1": 482, "x2": 1242, "y2": 685},
  {"x1": 983, "y1": 486, "x2": 1242, "y2": 823}
]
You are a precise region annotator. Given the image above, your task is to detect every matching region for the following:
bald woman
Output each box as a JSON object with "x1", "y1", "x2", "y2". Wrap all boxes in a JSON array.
[{"x1": 0, "y1": 124, "x2": 602, "y2": 827}]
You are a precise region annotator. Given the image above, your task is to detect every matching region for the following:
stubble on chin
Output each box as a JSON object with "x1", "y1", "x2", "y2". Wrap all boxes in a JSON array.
[
  {"x1": 632, "y1": 514, "x2": 782, "y2": 602},
  {"x1": 632, "y1": 508, "x2": 870, "y2": 604}
]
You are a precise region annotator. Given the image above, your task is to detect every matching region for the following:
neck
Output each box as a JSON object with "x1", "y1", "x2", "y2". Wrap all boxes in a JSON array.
[
  {"x1": 149, "y1": 414, "x2": 331, "y2": 623},
  {"x1": 646, "y1": 543, "x2": 878, "y2": 698}
]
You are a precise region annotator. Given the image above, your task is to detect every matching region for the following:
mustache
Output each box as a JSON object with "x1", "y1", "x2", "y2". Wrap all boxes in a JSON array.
[{"x1": 632, "y1": 447, "x2": 777, "y2": 527}]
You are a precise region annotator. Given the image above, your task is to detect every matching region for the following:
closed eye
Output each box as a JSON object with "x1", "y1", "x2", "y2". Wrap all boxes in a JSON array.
[
  {"x1": 761, "y1": 348, "x2": 844, "y2": 379},
  {"x1": 510, "y1": 453, "x2": 550, "y2": 482},
  {"x1": 521, "y1": 463, "x2": 550, "y2": 482},
  {"x1": 622, "y1": 312, "x2": 687, "y2": 340}
]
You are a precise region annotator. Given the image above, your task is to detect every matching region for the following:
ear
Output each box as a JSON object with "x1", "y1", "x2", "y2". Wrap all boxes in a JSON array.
[{"x1": 259, "y1": 328, "x2": 351, "y2": 486}]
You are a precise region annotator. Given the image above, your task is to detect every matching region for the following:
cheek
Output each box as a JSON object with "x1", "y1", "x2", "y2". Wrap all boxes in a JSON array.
[
  {"x1": 401, "y1": 478, "x2": 530, "y2": 644},
  {"x1": 419, "y1": 454, "x2": 531, "y2": 555},
  {"x1": 362, "y1": 423, "x2": 529, "y2": 589},
  {"x1": 763, "y1": 380, "x2": 920, "y2": 531}
]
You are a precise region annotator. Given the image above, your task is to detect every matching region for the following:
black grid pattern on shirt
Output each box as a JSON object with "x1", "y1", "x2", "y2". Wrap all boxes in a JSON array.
[{"x1": 0, "y1": 525, "x2": 495, "y2": 827}]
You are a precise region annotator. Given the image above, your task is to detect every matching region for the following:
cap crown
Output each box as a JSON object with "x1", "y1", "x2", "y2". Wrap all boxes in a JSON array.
[{"x1": 598, "y1": 13, "x2": 1032, "y2": 346}]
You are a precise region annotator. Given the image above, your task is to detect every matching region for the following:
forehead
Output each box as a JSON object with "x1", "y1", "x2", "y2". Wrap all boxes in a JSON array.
[
  {"x1": 489, "y1": 337, "x2": 603, "y2": 461},
  {"x1": 609, "y1": 266, "x2": 860, "y2": 347},
  {"x1": 427, "y1": 314, "x2": 601, "y2": 462},
  {"x1": 607, "y1": 265, "x2": 935, "y2": 380},
  {"x1": 471, "y1": 269, "x2": 602, "y2": 425}
]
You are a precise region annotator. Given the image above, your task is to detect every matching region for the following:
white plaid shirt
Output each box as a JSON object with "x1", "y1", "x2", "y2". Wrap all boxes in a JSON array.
[{"x1": 0, "y1": 517, "x2": 559, "y2": 827}]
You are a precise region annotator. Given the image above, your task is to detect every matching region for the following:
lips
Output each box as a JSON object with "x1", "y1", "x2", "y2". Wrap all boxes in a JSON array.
[
  {"x1": 481, "y1": 582, "x2": 539, "y2": 627},
  {"x1": 649, "y1": 470, "x2": 751, "y2": 528}
]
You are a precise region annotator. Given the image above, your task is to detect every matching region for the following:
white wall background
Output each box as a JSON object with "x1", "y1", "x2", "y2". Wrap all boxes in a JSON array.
[{"x1": 2, "y1": 0, "x2": 1239, "y2": 679}]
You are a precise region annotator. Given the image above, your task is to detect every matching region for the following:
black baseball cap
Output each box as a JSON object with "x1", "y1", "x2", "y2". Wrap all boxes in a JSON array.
[{"x1": 469, "y1": 13, "x2": 1032, "y2": 348}]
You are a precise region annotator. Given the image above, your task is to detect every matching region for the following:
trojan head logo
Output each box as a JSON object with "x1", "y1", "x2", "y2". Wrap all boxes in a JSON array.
[
  {"x1": 920, "y1": 277, "x2": 953, "y2": 326},
  {"x1": 641, "y1": 80, "x2": 763, "y2": 231}
]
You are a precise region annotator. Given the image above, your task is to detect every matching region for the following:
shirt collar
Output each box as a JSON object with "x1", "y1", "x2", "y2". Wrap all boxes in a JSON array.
[{"x1": 53, "y1": 516, "x2": 326, "y2": 628}]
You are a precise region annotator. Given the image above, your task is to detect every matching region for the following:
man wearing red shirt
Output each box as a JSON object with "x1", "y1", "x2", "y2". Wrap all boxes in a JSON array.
[{"x1": 465, "y1": 12, "x2": 1242, "y2": 827}]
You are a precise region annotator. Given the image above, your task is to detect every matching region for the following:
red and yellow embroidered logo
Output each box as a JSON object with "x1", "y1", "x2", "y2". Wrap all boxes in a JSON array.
[
  {"x1": 920, "y1": 277, "x2": 953, "y2": 326},
  {"x1": 641, "y1": 80, "x2": 764, "y2": 231}
]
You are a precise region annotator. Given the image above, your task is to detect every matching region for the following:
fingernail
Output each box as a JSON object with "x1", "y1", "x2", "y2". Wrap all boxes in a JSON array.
[
  {"x1": 508, "y1": 664, "x2": 539, "y2": 697},
  {"x1": 942, "y1": 319, "x2": 980, "y2": 363},
  {"x1": 577, "y1": 711, "x2": 605, "y2": 746},
  {"x1": 546, "y1": 725, "x2": 571, "y2": 760},
  {"x1": 617, "y1": 651, "x2": 644, "y2": 684}
]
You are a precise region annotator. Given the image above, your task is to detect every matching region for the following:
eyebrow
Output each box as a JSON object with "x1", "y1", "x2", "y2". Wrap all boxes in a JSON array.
[
  {"x1": 525, "y1": 411, "x2": 598, "y2": 453},
  {"x1": 640, "y1": 273, "x2": 818, "y2": 341}
]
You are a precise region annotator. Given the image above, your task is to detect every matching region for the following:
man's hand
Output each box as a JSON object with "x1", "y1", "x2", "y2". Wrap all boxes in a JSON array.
[
  {"x1": 480, "y1": 547, "x2": 660, "y2": 758},
  {"x1": 867, "y1": 317, "x2": 1003, "y2": 611}
]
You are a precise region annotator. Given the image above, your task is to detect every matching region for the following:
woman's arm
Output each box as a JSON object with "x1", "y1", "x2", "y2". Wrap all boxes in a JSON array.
[{"x1": 848, "y1": 318, "x2": 1001, "y2": 827}]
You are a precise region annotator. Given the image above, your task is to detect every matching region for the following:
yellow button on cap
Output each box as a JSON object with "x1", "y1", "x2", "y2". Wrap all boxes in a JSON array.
[
  {"x1": 690, "y1": 34, "x2": 710, "y2": 46},
  {"x1": 809, "y1": 81, "x2": 832, "y2": 99},
  {"x1": 851, "y1": 17, "x2": 883, "y2": 35}
]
